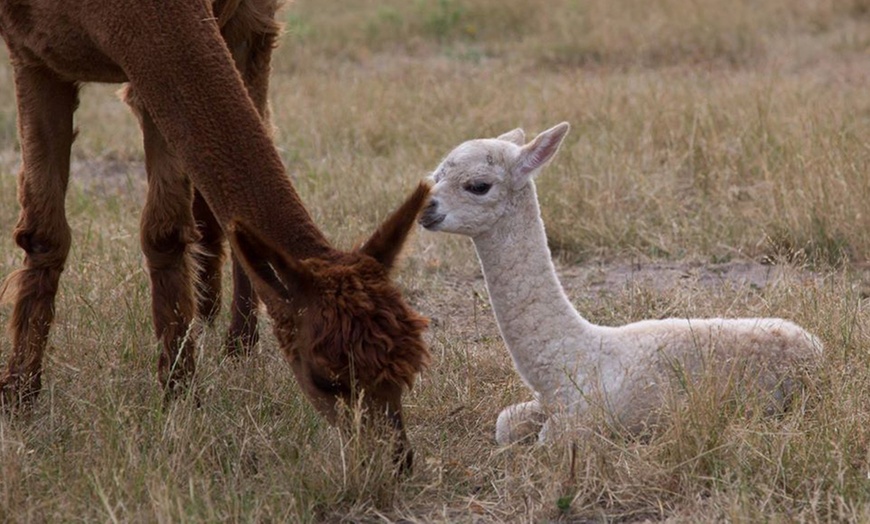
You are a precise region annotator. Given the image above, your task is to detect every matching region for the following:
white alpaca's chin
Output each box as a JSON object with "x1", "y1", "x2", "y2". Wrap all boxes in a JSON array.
[
  {"x1": 418, "y1": 212, "x2": 446, "y2": 231},
  {"x1": 429, "y1": 218, "x2": 479, "y2": 237},
  {"x1": 419, "y1": 211, "x2": 468, "y2": 235}
]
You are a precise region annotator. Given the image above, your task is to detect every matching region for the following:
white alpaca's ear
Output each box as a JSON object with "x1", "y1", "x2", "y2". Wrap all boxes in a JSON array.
[
  {"x1": 497, "y1": 128, "x2": 525, "y2": 145},
  {"x1": 513, "y1": 122, "x2": 570, "y2": 182}
]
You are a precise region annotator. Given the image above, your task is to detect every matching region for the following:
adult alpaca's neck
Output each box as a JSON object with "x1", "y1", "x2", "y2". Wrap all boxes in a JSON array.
[
  {"x1": 471, "y1": 180, "x2": 593, "y2": 395},
  {"x1": 102, "y1": 1, "x2": 334, "y2": 261}
]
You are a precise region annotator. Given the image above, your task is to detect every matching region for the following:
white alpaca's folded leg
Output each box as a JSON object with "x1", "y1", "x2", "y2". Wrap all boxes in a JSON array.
[{"x1": 495, "y1": 400, "x2": 547, "y2": 445}]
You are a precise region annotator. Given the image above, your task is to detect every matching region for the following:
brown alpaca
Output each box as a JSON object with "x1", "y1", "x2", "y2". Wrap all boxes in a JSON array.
[{"x1": 0, "y1": 0, "x2": 430, "y2": 469}]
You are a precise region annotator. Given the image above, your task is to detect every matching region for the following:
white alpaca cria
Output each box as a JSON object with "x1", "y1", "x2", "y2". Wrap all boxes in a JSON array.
[{"x1": 419, "y1": 123, "x2": 822, "y2": 445}]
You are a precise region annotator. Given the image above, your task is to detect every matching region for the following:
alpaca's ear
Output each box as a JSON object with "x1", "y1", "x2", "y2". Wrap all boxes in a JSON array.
[
  {"x1": 360, "y1": 182, "x2": 431, "y2": 270},
  {"x1": 228, "y1": 220, "x2": 313, "y2": 300},
  {"x1": 513, "y1": 122, "x2": 570, "y2": 182},
  {"x1": 497, "y1": 128, "x2": 525, "y2": 146}
]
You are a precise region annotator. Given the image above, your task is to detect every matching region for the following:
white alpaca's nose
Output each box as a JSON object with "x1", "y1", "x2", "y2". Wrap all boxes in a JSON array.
[{"x1": 418, "y1": 199, "x2": 445, "y2": 230}]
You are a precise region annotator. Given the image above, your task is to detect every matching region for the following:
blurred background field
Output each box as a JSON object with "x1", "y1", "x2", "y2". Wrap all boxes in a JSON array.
[{"x1": 1, "y1": 0, "x2": 870, "y2": 521}]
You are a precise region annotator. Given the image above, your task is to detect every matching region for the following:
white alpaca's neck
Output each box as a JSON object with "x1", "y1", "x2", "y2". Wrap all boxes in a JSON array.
[{"x1": 471, "y1": 181, "x2": 595, "y2": 396}]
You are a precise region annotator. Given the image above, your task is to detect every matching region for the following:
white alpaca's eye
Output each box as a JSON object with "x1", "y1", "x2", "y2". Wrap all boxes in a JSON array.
[{"x1": 464, "y1": 182, "x2": 492, "y2": 195}]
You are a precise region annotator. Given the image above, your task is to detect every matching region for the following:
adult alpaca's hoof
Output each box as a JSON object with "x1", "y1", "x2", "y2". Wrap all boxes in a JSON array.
[
  {"x1": 160, "y1": 379, "x2": 202, "y2": 409},
  {"x1": 223, "y1": 325, "x2": 259, "y2": 358},
  {"x1": 0, "y1": 372, "x2": 42, "y2": 413},
  {"x1": 394, "y1": 445, "x2": 414, "y2": 476},
  {"x1": 159, "y1": 362, "x2": 199, "y2": 407}
]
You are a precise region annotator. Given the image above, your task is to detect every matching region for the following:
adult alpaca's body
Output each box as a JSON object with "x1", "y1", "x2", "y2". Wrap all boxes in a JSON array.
[
  {"x1": 420, "y1": 123, "x2": 822, "y2": 444},
  {"x1": 0, "y1": 0, "x2": 430, "y2": 468}
]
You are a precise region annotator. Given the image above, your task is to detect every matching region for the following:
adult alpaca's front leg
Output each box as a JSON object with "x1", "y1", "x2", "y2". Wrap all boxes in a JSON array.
[
  {"x1": 0, "y1": 64, "x2": 77, "y2": 407},
  {"x1": 495, "y1": 399, "x2": 548, "y2": 445},
  {"x1": 151, "y1": 2, "x2": 283, "y2": 357},
  {"x1": 126, "y1": 91, "x2": 199, "y2": 398}
]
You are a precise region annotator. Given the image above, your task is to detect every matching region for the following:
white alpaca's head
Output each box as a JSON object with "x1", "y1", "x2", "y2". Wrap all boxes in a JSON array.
[{"x1": 419, "y1": 122, "x2": 570, "y2": 237}]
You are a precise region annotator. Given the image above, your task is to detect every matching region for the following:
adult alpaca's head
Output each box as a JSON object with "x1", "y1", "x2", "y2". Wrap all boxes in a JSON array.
[
  {"x1": 229, "y1": 183, "x2": 431, "y2": 470},
  {"x1": 419, "y1": 123, "x2": 570, "y2": 237}
]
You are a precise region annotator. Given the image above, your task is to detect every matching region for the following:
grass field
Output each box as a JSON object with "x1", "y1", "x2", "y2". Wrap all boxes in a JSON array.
[{"x1": 2, "y1": 0, "x2": 870, "y2": 521}]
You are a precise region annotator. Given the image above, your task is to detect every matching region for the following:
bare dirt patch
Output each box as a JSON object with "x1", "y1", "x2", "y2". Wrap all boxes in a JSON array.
[
  {"x1": 558, "y1": 257, "x2": 816, "y2": 297},
  {"x1": 0, "y1": 152, "x2": 146, "y2": 201},
  {"x1": 69, "y1": 158, "x2": 146, "y2": 199},
  {"x1": 1, "y1": 152, "x2": 827, "y2": 328},
  {"x1": 418, "y1": 255, "x2": 823, "y2": 337}
]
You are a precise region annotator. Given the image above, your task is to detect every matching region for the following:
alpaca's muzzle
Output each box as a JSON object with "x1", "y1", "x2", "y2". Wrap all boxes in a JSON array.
[{"x1": 418, "y1": 200, "x2": 445, "y2": 230}]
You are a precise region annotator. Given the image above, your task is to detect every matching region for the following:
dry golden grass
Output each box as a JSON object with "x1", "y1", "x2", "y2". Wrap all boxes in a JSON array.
[{"x1": 2, "y1": 0, "x2": 870, "y2": 521}]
